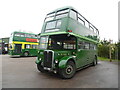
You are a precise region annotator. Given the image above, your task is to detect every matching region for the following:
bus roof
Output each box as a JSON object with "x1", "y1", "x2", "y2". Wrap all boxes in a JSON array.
[
  {"x1": 47, "y1": 6, "x2": 99, "y2": 34},
  {"x1": 47, "y1": 6, "x2": 74, "y2": 15},
  {"x1": 12, "y1": 31, "x2": 37, "y2": 35}
]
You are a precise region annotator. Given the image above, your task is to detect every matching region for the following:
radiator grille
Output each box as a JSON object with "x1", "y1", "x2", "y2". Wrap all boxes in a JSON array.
[{"x1": 43, "y1": 50, "x2": 53, "y2": 68}]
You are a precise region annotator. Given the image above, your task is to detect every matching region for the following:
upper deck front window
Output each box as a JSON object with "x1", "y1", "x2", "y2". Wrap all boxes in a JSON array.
[
  {"x1": 45, "y1": 12, "x2": 55, "y2": 22},
  {"x1": 55, "y1": 9, "x2": 69, "y2": 19},
  {"x1": 46, "y1": 21, "x2": 56, "y2": 30},
  {"x1": 45, "y1": 20, "x2": 61, "y2": 32},
  {"x1": 45, "y1": 8, "x2": 69, "y2": 22}
]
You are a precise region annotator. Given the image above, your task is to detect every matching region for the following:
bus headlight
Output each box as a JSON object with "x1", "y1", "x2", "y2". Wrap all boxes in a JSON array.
[
  {"x1": 55, "y1": 60, "x2": 58, "y2": 63},
  {"x1": 39, "y1": 58, "x2": 41, "y2": 61}
]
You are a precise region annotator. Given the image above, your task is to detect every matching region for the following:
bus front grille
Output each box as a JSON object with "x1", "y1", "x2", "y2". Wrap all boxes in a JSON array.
[{"x1": 43, "y1": 50, "x2": 53, "y2": 68}]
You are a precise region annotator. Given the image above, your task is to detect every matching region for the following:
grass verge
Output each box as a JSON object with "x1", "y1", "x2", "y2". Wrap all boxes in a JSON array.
[{"x1": 98, "y1": 57, "x2": 119, "y2": 61}]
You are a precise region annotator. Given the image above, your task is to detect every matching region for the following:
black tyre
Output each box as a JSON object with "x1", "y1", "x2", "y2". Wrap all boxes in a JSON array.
[
  {"x1": 37, "y1": 63, "x2": 45, "y2": 73},
  {"x1": 92, "y1": 56, "x2": 97, "y2": 66},
  {"x1": 24, "y1": 52, "x2": 29, "y2": 56},
  {"x1": 59, "y1": 61, "x2": 76, "y2": 79},
  {"x1": 95, "y1": 56, "x2": 98, "y2": 65}
]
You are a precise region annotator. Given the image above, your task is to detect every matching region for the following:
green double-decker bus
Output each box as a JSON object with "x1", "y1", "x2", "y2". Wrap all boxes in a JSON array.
[
  {"x1": 9, "y1": 31, "x2": 39, "y2": 57},
  {"x1": 36, "y1": 6, "x2": 99, "y2": 79}
]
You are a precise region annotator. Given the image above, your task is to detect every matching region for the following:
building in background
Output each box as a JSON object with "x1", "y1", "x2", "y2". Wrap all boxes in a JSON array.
[{"x1": 0, "y1": 37, "x2": 9, "y2": 54}]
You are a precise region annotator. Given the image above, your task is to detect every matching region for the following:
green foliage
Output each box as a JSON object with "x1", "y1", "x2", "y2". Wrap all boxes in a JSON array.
[
  {"x1": 98, "y1": 57, "x2": 119, "y2": 61},
  {"x1": 98, "y1": 39, "x2": 119, "y2": 60},
  {"x1": 115, "y1": 41, "x2": 120, "y2": 60},
  {"x1": 98, "y1": 44, "x2": 109, "y2": 58}
]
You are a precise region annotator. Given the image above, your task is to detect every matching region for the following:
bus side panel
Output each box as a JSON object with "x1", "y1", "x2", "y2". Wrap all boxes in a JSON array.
[
  {"x1": 76, "y1": 49, "x2": 96, "y2": 69},
  {"x1": 67, "y1": 18, "x2": 96, "y2": 40},
  {"x1": 87, "y1": 50, "x2": 97, "y2": 64},
  {"x1": 22, "y1": 49, "x2": 38, "y2": 56},
  {"x1": 76, "y1": 50, "x2": 87, "y2": 68}
]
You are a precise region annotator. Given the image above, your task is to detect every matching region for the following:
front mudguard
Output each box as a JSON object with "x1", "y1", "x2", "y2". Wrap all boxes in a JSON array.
[
  {"x1": 58, "y1": 56, "x2": 76, "y2": 69},
  {"x1": 35, "y1": 58, "x2": 41, "y2": 64}
]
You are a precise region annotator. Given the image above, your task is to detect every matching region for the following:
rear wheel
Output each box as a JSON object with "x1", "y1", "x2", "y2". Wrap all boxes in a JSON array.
[
  {"x1": 59, "y1": 61, "x2": 76, "y2": 79},
  {"x1": 24, "y1": 52, "x2": 29, "y2": 56},
  {"x1": 93, "y1": 56, "x2": 97, "y2": 66},
  {"x1": 95, "y1": 56, "x2": 98, "y2": 65}
]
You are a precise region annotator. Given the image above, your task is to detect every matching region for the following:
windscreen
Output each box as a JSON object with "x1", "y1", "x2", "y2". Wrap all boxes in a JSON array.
[
  {"x1": 39, "y1": 35, "x2": 76, "y2": 50},
  {"x1": 48, "y1": 34, "x2": 76, "y2": 50},
  {"x1": 39, "y1": 36, "x2": 48, "y2": 49}
]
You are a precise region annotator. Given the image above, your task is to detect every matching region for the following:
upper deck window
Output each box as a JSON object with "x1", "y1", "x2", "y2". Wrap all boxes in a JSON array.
[
  {"x1": 45, "y1": 12, "x2": 55, "y2": 22},
  {"x1": 45, "y1": 20, "x2": 61, "y2": 32},
  {"x1": 78, "y1": 13, "x2": 85, "y2": 25},
  {"x1": 70, "y1": 9, "x2": 77, "y2": 20},
  {"x1": 85, "y1": 21, "x2": 90, "y2": 29},
  {"x1": 45, "y1": 9, "x2": 69, "y2": 22},
  {"x1": 47, "y1": 12, "x2": 55, "y2": 17},
  {"x1": 46, "y1": 21, "x2": 56, "y2": 30},
  {"x1": 56, "y1": 20, "x2": 61, "y2": 28},
  {"x1": 55, "y1": 9, "x2": 69, "y2": 19},
  {"x1": 14, "y1": 33, "x2": 37, "y2": 38}
]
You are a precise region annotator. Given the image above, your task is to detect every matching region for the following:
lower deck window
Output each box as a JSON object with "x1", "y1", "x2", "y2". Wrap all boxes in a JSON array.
[
  {"x1": 78, "y1": 40, "x2": 96, "y2": 50},
  {"x1": 32, "y1": 45, "x2": 38, "y2": 49},
  {"x1": 25, "y1": 44, "x2": 31, "y2": 49}
]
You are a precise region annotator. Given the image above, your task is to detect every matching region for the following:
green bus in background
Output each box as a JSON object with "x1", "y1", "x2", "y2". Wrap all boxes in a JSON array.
[
  {"x1": 36, "y1": 6, "x2": 99, "y2": 79},
  {"x1": 9, "y1": 31, "x2": 39, "y2": 57}
]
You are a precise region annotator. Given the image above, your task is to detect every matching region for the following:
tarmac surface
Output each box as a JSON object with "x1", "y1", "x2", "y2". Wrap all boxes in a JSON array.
[{"x1": 1, "y1": 55, "x2": 119, "y2": 88}]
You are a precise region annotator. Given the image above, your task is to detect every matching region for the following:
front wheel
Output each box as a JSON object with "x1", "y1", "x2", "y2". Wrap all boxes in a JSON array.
[
  {"x1": 59, "y1": 61, "x2": 76, "y2": 79},
  {"x1": 37, "y1": 63, "x2": 45, "y2": 73}
]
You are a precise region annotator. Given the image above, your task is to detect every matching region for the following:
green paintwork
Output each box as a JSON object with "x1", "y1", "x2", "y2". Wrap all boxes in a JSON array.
[
  {"x1": 35, "y1": 58, "x2": 41, "y2": 64},
  {"x1": 40, "y1": 32, "x2": 98, "y2": 44},
  {"x1": 58, "y1": 56, "x2": 76, "y2": 68},
  {"x1": 41, "y1": 7, "x2": 99, "y2": 41},
  {"x1": 9, "y1": 49, "x2": 38, "y2": 56},
  {"x1": 36, "y1": 6, "x2": 99, "y2": 72}
]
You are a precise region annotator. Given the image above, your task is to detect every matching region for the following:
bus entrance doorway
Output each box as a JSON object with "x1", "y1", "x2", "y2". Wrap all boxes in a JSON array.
[{"x1": 14, "y1": 44, "x2": 22, "y2": 54}]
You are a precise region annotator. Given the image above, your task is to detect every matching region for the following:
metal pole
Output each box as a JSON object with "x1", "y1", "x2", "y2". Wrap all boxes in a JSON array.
[
  {"x1": 109, "y1": 45, "x2": 112, "y2": 62},
  {"x1": 109, "y1": 39, "x2": 112, "y2": 62}
]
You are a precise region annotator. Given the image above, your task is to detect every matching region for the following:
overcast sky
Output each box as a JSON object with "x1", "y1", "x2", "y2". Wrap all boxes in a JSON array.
[{"x1": 0, "y1": 0, "x2": 119, "y2": 42}]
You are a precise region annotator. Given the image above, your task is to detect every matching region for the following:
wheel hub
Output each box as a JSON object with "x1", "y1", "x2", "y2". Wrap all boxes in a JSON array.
[{"x1": 66, "y1": 65, "x2": 73, "y2": 75}]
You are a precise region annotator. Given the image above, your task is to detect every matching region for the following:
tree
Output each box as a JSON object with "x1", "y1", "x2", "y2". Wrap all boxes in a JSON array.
[
  {"x1": 98, "y1": 39, "x2": 110, "y2": 58},
  {"x1": 115, "y1": 41, "x2": 120, "y2": 60},
  {"x1": 98, "y1": 39, "x2": 118, "y2": 60}
]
